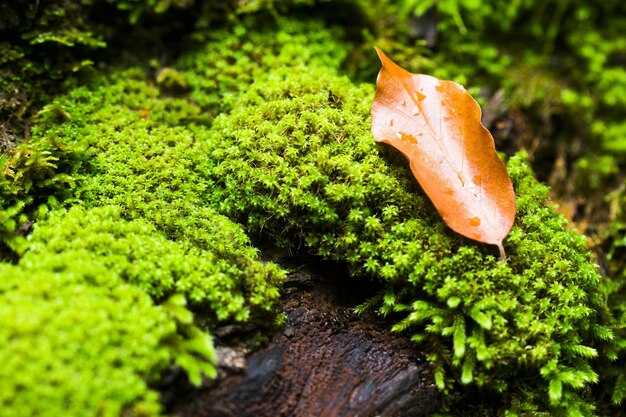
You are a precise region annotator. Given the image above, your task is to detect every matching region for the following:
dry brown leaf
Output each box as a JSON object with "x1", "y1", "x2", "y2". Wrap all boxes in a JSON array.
[{"x1": 371, "y1": 47, "x2": 516, "y2": 260}]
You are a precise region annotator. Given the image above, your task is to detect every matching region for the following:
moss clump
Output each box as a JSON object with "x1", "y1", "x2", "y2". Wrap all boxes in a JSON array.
[
  {"x1": 0, "y1": 249, "x2": 215, "y2": 417},
  {"x1": 24, "y1": 17, "x2": 349, "y2": 323},
  {"x1": 208, "y1": 65, "x2": 429, "y2": 247},
  {"x1": 206, "y1": 64, "x2": 610, "y2": 415},
  {"x1": 29, "y1": 205, "x2": 281, "y2": 322},
  {"x1": 0, "y1": 20, "x2": 335, "y2": 417},
  {"x1": 31, "y1": 68, "x2": 285, "y2": 323}
]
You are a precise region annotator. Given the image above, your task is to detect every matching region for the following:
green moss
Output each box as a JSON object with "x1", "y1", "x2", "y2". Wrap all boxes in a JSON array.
[
  {"x1": 29, "y1": 66, "x2": 286, "y2": 324},
  {"x1": 177, "y1": 16, "x2": 348, "y2": 116},
  {"x1": 0, "y1": 0, "x2": 236, "y2": 150},
  {"x1": 23, "y1": 18, "x2": 350, "y2": 324},
  {"x1": 29, "y1": 205, "x2": 280, "y2": 322},
  {"x1": 0, "y1": 0, "x2": 104, "y2": 147},
  {"x1": 208, "y1": 65, "x2": 429, "y2": 245},
  {"x1": 0, "y1": 250, "x2": 215, "y2": 417},
  {"x1": 205, "y1": 64, "x2": 610, "y2": 415},
  {"x1": 6, "y1": 8, "x2": 626, "y2": 416},
  {"x1": 0, "y1": 20, "x2": 335, "y2": 417},
  {"x1": 0, "y1": 131, "x2": 86, "y2": 260}
]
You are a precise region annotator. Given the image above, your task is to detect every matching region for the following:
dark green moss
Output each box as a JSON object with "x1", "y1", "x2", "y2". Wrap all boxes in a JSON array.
[
  {"x1": 595, "y1": 223, "x2": 626, "y2": 410},
  {"x1": 0, "y1": 0, "x2": 236, "y2": 150}
]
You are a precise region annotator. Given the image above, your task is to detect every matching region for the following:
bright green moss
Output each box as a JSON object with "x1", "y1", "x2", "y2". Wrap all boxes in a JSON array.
[
  {"x1": 0, "y1": 251, "x2": 215, "y2": 417},
  {"x1": 23, "y1": 18, "x2": 350, "y2": 318},
  {"x1": 208, "y1": 65, "x2": 433, "y2": 248},
  {"x1": 30, "y1": 67, "x2": 285, "y2": 323},
  {"x1": 0, "y1": 132, "x2": 86, "y2": 260},
  {"x1": 28, "y1": 205, "x2": 280, "y2": 322},
  {"x1": 8, "y1": 9, "x2": 626, "y2": 416},
  {"x1": 0, "y1": 21, "x2": 334, "y2": 417},
  {"x1": 206, "y1": 66, "x2": 610, "y2": 415}
]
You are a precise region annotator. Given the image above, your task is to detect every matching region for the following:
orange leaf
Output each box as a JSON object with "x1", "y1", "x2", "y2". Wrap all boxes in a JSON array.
[{"x1": 371, "y1": 47, "x2": 516, "y2": 260}]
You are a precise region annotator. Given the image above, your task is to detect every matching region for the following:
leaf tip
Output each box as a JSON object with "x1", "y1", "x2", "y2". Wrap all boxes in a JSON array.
[
  {"x1": 372, "y1": 47, "x2": 409, "y2": 80},
  {"x1": 373, "y1": 46, "x2": 389, "y2": 67}
]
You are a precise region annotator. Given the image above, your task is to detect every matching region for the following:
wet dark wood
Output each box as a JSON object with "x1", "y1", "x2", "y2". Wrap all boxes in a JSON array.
[{"x1": 169, "y1": 267, "x2": 440, "y2": 417}]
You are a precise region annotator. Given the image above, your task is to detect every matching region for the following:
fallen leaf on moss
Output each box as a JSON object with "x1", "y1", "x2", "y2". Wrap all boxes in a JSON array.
[{"x1": 371, "y1": 47, "x2": 515, "y2": 260}]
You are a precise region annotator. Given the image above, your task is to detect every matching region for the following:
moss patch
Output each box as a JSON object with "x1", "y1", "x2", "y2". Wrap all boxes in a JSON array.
[
  {"x1": 0, "y1": 250, "x2": 215, "y2": 417},
  {"x1": 31, "y1": 67, "x2": 286, "y2": 323},
  {"x1": 203, "y1": 58, "x2": 611, "y2": 415},
  {"x1": 4, "y1": 8, "x2": 626, "y2": 417}
]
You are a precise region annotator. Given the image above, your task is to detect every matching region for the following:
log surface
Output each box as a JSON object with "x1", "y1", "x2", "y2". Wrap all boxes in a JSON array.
[{"x1": 169, "y1": 266, "x2": 440, "y2": 417}]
